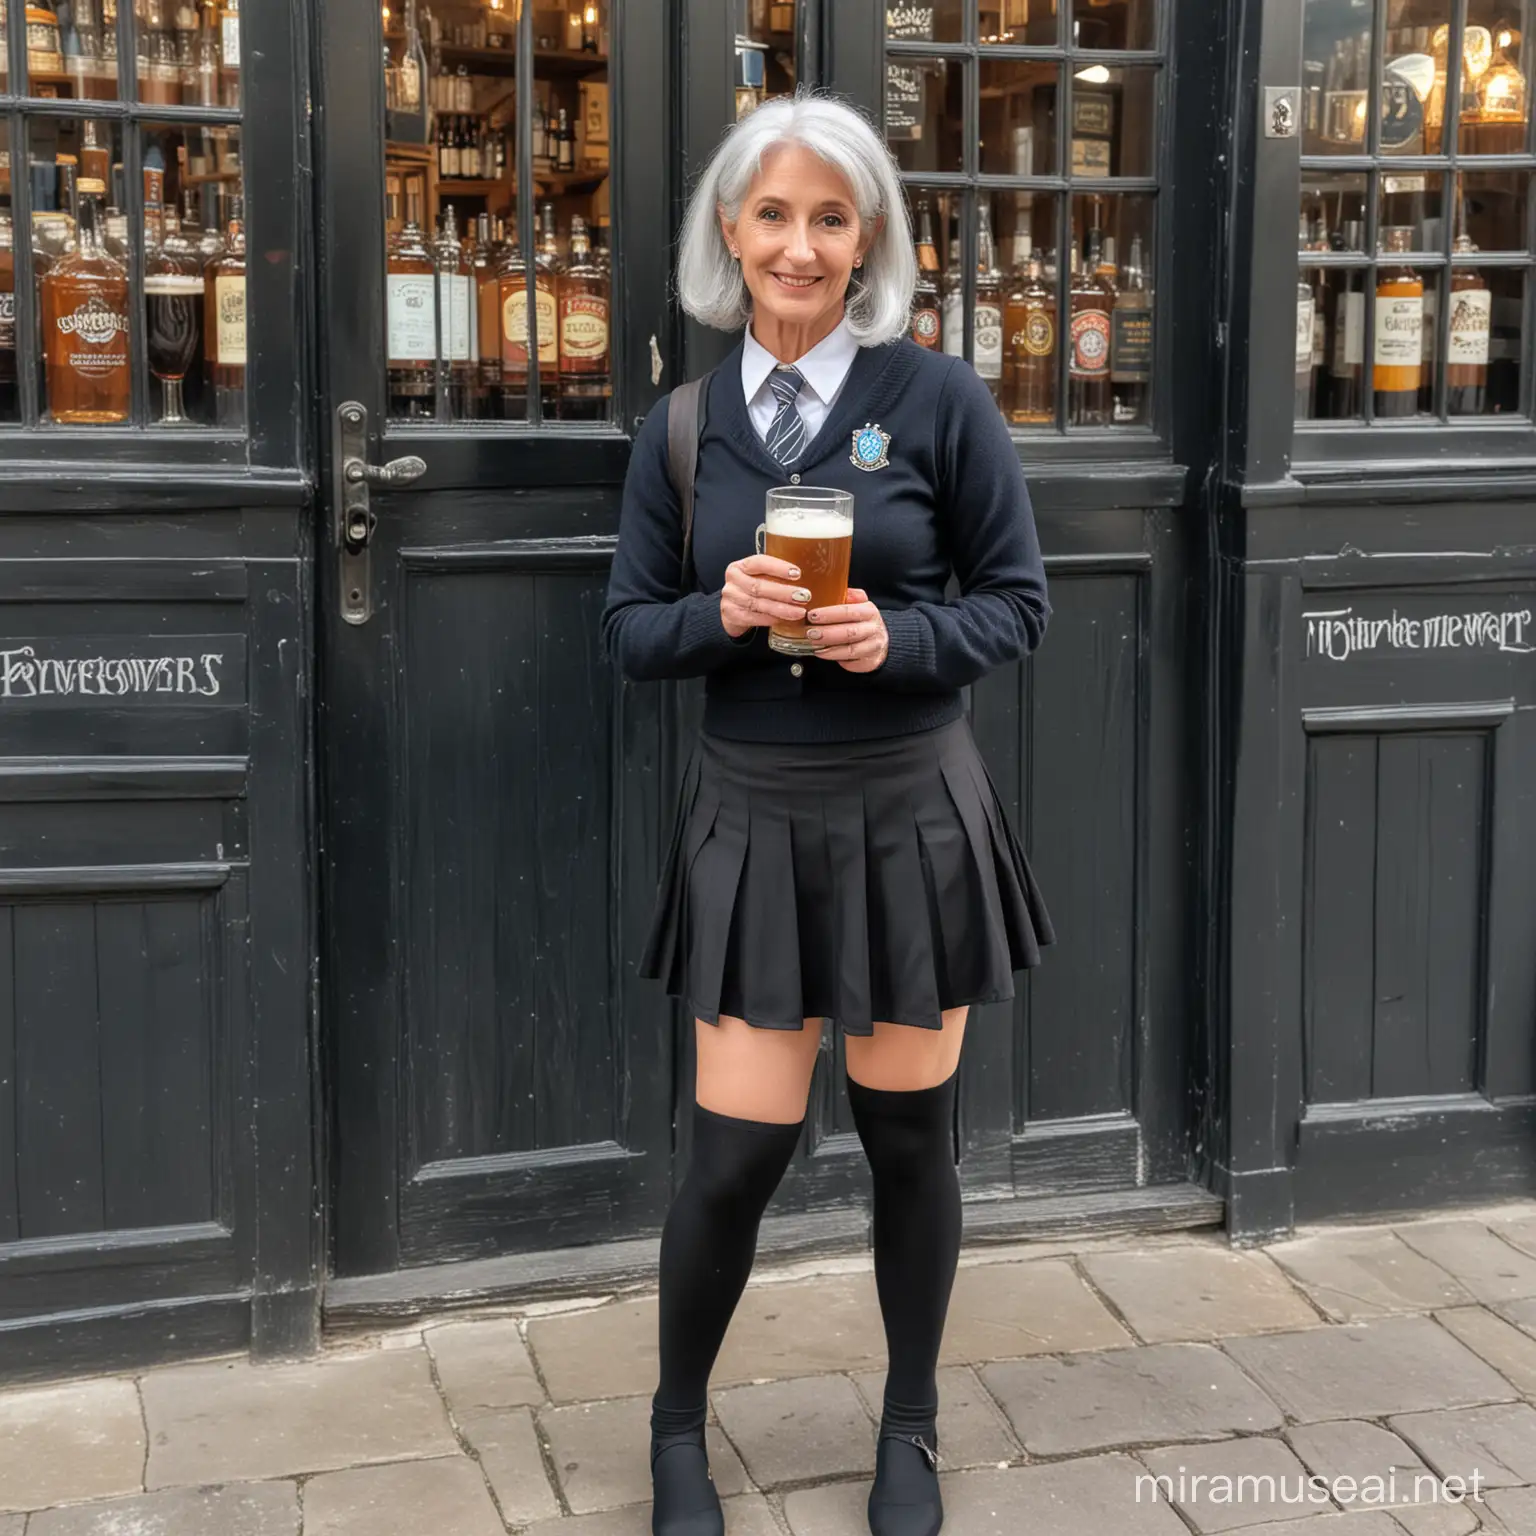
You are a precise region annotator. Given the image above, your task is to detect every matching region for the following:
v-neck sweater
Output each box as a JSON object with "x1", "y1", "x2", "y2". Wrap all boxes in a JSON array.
[{"x1": 600, "y1": 335, "x2": 1051, "y2": 744}]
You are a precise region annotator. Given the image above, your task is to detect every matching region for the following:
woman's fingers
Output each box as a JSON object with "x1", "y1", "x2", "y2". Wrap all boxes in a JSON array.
[{"x1": 805, "y1": 600, "x2": 878, "y2": 631}]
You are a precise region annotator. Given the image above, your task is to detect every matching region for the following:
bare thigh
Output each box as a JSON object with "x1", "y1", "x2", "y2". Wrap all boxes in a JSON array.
[
  {"x1": 843, "y1": 1006, "x2": 969, "y2": 1091},
  {"x1": 695, "y1": 1014, "x2": 827, "y2": 1124}
]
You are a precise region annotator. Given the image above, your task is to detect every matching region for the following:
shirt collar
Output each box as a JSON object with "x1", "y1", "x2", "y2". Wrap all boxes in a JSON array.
[{"x1": 741, "y1": 316, "x2": 860, "y2": 410}]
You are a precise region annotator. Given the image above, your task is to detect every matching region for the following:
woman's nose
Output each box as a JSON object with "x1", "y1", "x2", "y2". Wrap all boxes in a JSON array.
[{"x1": 783, "y1": 223, "x2": 815, "y2": 263}]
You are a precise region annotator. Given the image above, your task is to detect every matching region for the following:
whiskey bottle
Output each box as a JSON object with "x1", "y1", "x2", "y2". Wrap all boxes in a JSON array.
[
  {"x1": 558, "y1": 214, "x2": 609, "y2": 420},
  {"x1": 941, "y1": 236, "x2": 963, "y2": 358},
  {"x1": 137, "y1": 0, "x2": 182, "y2": 104},
  {"x1": 1111, "y1": 233, "x2": 1152, "y2": 425},
  {"x1": 0, "y1": 178, "x2": 16, "y2": 422},
  {"x1": 973, "y1": 197, "x2": 1004, "y2": 401},
  {"x1": 496, "y1": 214, "x2": 529, "y2": 417},
  {"x1": 471, "y1": 211, "x2": 502, "y2": 419},
  {"x1": 204, "y1": 192, "x2": 246, "y2": 427},
  {"x1": 1446, "y1": 232, "x2": 1491, "y2": 416},
  {"x1": 1296, "y1": 259, "x2": 1316, "y2": 420},
  {"x1": 217, "y1": 0, "x2": 240, "y2": 107},
  {"x1": 145, "y1": 173, "x2": 204, "y2": 424},
  {"x1": 1068, "y1": 235, "x2": 1113, "y2": 426},
  {"x1": 1004, "y1": 247, "x2": 1055, "y2": 427},
  {"x1": 41, "y1": 177, "x2": 130, "y2": 424},
  {"x1": 1372, "y1": 225, "x2": 1422, "y2": 417},
  {"x1": 556, "y1": 107, "x2": 575, "y2": 172},
  {"x1": 1327, "y1": 218, "x2": 1365, "y2": 416},
  {"x1": 910, "y1": 199, "x2": 941, "y2": 350},
  {"x1": 533, "y1": 201, "x2": 562, "y2": 416},
  {"x1": 387, "y1": 184, "x2": 436, "y2": 417},
  {"x1": 433, "y1": 202, "x2": 473, "y2": 417}
]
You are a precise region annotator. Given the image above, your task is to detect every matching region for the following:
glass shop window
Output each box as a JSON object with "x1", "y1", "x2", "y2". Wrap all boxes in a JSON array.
[{"x1": 1298, "y1": 0, "x2": 1535, "y2": 426}]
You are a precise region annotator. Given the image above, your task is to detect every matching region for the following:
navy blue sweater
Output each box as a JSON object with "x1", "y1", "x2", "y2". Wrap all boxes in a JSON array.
[{"x1": 600, "y1": 335, "x2": 1050, "y2": 744}]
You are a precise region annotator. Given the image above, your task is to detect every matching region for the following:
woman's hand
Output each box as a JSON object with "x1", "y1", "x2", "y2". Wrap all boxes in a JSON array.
[
  {"x1": 720, "y1": 554, "x2": 812, "y2": 639},
  {"x1": 807, "y1": 588, "x2": 889, "y2": 673}
]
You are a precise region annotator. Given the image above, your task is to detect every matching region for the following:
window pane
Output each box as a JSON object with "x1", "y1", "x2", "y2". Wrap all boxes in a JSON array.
[
  {"x1": 1304, "y1": 264, "x2": 1370, "y2": 421},
  {"x1": 999, "y1": 191, "x2": 1059, "y2": 428},
  {"x1": 978, "y1": 0, "x2": 1058, "y2": 46},
  {"x1": 905, "y1": 188, "x2": 954, "y2": 353},
  {"x1": 736, "y1": 0, "x2": 799, "y2": 113},
  {"x1": 1071, "y1": 0, "x2": 1155, "y2": 51},
  {"x1": 1458, "y1": 169, "x2": 1529, "y2": 251},
  {"x1": 26, "y1": 0, "x2": 117, "y2": 99},
  {"x1": 145, "y1": 122, "x2": 244, "y2": 428},
  {"x1": 1380, "y1": 1, "x2": 1451, "y2": 156},
  {"x1": 1373, "y1": 237, "x2": 1430, "y2": 418},
  {"x1": 1302, "y1": 0, "x2": 1374, "y2": 154},
  {"x1": 1447, "y1": 265, "x2": 1522, "y2": 412},
  {"x1": 1378, "y1": 170, "x2": 1446, "y2": 250},
  {"x1": 1068, "y1": 66, "x2": 1157, "y2": 178},
  {"x1": 1460, "y1": 0, "x2": 1529, "y2": 153},
  {"x1": 886, "y1": 56, "x2": 964, "y2": 173},
  {"x1": 888, "y1": 2, "x2": 964, "y2": 45},
  {"x1": 1301, "y1": 171, "x2": 1367, "y2": 250},
  {"x1": 980, "y1": 61, "x2": 1059, "y2": 177},
  {"x1": 1068, "y1": 192, "x2": 1153, "y2": 427}
]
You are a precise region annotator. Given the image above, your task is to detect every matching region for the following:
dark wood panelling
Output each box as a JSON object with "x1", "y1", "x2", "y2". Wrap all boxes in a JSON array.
[
  {"x1": 0, "y1": 910, "x2": 15, "y2": 1244},
  {"x1": 0, "y1": 756, "x2": 248, "y2": 801}
]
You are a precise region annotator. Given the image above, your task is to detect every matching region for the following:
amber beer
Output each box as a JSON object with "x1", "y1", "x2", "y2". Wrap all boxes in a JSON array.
[{"x1": 755, "y1": 487, "x2": 854, "y2": 656}]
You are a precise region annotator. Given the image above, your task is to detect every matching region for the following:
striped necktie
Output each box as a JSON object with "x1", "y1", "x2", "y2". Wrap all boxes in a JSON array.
[{"x1": 766, "y1": 365, "x2": 809, "y2": 466}]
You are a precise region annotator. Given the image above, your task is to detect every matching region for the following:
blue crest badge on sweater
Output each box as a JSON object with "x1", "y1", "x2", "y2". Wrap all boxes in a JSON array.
[{"x1": 850, "y1": 423, "x2": 891, "y2": 472}]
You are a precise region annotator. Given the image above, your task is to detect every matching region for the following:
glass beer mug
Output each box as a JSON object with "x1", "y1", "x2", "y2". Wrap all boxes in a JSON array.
[{"x1": 755, "y1": 485, "x2": 855, "y2": 656}]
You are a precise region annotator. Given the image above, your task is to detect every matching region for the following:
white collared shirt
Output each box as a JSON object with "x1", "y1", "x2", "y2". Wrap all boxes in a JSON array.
[{"x1": 741, "y1": 316, "x2": 859, "y2": 449}]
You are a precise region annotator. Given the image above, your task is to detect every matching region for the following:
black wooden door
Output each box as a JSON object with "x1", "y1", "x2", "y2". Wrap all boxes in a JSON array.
[{"x1": 314, "y1": 0, "x2": 678, "y2": 1276}]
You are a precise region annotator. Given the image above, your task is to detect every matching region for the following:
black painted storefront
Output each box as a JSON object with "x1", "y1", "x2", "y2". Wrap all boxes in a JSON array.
[{"x1": 1, "y1": 0, "x2": 1533, "y2": 1382}]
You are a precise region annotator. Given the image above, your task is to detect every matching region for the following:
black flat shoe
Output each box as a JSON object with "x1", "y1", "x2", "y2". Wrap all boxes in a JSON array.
[
  {"x1": 868, "y1": 1429, "x2": 943, "y2": 1536},
  {"x1": 650, "y1": 1427, "x2": 724, "y2": 1536}
]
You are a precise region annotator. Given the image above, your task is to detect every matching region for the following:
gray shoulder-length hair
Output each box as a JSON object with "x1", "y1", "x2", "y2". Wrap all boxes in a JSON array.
[{"x1": 676, "y1": 89, "x2": 917, "y2": 347}]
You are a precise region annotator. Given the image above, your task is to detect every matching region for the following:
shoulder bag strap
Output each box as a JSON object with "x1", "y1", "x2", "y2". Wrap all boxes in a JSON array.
[{"x1": 665, "y1": 369, "x2": 714, "y2": 590}]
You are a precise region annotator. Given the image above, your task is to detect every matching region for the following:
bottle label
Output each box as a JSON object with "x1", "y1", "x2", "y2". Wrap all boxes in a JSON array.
[
  {"x1": 1295, "y1": 294, "x2": 1315, "y2": 375},
  {"x1": 502, "y1": 284, "x2": 558, "y2": 365},
  {"x1": 388, "y1": 273, "x2": 437, "y2": 361},
  {"x1": 1331, "y1": 291, "x2": 1363, "y2": 373},
  {"x1": 911, "y1": 306, "x2": 940, "y2": 348},
  {"x1": 1311, "y1": 305, "x2": 1326, "y2": 367},
  {"x1": 1448, "y1": 288, "x2": 1492, "y2": 366},
  {"x1": 144, "y1": 273, "x2": 206, "y2": 295},
  {"x1": 438, "y1": 272, "x2": 472, "y2": 362},
  {"x1": 1374, "y1": 293, "x2": 1422, "y2": 368},
  {"x1": 1111, "y1": 303, "x2": 1153, "y2": 382},
  {"x1": 215, "y1": 275, "x2": 246, "y2": 365},
  {"x1": 940, "y1": 293, "x2": 963, "y2": 357},
  {"x1": 222, "y1": 12, "x2": 240, "y2": 69},
  {"x1": 56, "y1": 295, "x2": 129, "y2": 377},
  {"x1": 1069, "y1": 308, "x2": 1110, "y2": 378},
  {"x1": 973, "y1": 302, "x2": 1003, "y2": 379},
  {"x1": 560, "y1": 293, "x2": 609, "y2": 366},
  {"x1": 1019, "y1": 306, "x2": 1054, "y2": 358}
]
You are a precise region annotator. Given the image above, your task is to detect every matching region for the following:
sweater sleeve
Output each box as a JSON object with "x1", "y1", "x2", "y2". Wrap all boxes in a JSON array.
[
  {"x1": 874, "y1": 358, "x2": 1051, "y2": 690},
  {"x1": 600, "y1": 395, "x2": 756, "y2": 682}
]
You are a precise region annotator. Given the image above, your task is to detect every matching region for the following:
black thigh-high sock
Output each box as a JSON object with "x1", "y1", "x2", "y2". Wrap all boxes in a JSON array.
[
  {"x1": 847, "y1": 1067, "x2": 961, "y2": 1532},
  {"x1": 650, "y1": 1101, "x2": 803, "y2": 1533}
]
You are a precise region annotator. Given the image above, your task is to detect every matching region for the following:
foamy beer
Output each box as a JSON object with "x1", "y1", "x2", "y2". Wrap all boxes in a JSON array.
[{"x1": 755, "y1": 487, "x2": 855, "y2": 656}]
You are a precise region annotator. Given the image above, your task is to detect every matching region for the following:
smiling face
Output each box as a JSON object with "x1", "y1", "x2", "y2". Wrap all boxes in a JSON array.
[{"x1": 720, "y1": 142, "x2": 877, "y2": 354}]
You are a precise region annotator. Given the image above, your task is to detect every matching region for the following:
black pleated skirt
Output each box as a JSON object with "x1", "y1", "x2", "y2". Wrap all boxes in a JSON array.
[{"x1": 639, "y1": 717, "x2": 1054, "y2": 1036}]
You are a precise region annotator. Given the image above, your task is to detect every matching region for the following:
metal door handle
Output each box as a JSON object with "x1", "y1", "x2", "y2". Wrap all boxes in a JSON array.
[{"x1": 344, "y1": 454, "x2": 427, "y2": 487}]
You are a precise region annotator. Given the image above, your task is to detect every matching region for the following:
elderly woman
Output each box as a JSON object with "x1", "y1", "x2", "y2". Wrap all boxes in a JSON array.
[{"x1": 601, "y1": 90, "x2": 1052, "y2": 1536}]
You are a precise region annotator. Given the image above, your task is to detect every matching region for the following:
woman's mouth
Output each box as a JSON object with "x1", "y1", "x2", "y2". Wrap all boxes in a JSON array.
[{"x1": 771, "y1": 273, "x2": 823, "y2": 290}]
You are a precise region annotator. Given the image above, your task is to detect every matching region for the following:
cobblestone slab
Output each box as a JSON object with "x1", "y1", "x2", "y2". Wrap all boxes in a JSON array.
[
  {"x1": 424, "y1": 1317, "x2": 544, "y2": 1412},
  {"x1": 1083, "y1": 1246, "x2": 1320, "y2": 1343},
  {"x1": 454, "y1": 1404, "x2": 562, "y2": 1527},
  {"x1": 525, "y1": 1300, "x2": 660, "y2": 1404},
  {"x1": 713, "y1": 1271, "x2": 888, "y2": 1384},
  {"x1": 1223, "y1": 1317, "x2": 1514, "y2": 1423},
  {"x1": 939, "y1": 1257, "x2": 1131, "y2": 1362},
  {"x1": 851, "y1": 1364, "x2": 1019, "y2": 1468},
  {"x1": 1481, "y1": 1483, "x2": 1536, "y2": 1533},
  {"x1": 1137, "y1": 1436, "x2": 1325, "y2": 1530},
  {"x1": 982, "y1": 1342, "x2": 1283, "y2": 1456},
  {"x1": 140, "y1": 1349, "x2": 456, "y2": 1489},
  {"x1": 539, "y1": 1395, "x2": 748, "y2": 1514},
  {"x1": 1394, "y1": 1223, "x2": 1536, "y2": 1306},
  {"x1": 712, "y1": 1373, "x2": 875, "y2": 1489},
  {"x1": 301, "y1": 1458, "x2": 502, "y2": 1536},
  {"x1": 0, "y1": 1379, "x2": 145, "y2": 1514},
  {"x1": 1264, "y1": 1231, "x2": 1472, "y2": 1322},
  {"x1": 25, "y1": 1483, "x2": 299, "y2": 1536},
  {"x1": 523, "y1": 1493, "x2": 782, "y2": 1535},
  {"x1": 1387, "y1": 1502, "x2": 1483, "y2": 1536},
  {"x1": 1488, "y1": 1215, "x2": 1536, "y2": 1262},
  {"x1": 0, "y1": 1519, "x2": 23, "y2": 1536},
  {"x1": 1387, "y1": 1401, "x2": 1536, "y2": 1489},
  {"x1": 1232, "y1": 1515, "x2": 1401, "y2": 1535},
  {"x1": 1432, "y1": 1307, "x2": 1536, "y2": 1397},
  {"x1": 1283, "y1": 1418, "x2": 1436, "y2": 1507}
]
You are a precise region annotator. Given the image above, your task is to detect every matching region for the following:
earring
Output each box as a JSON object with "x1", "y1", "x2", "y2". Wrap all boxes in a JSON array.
[
  {"x1": 730, "y1": 247, "x2": 741, "y2": 259},
  {"x1": 854, "y1": 258, "x2": 863, "y2": 267}
]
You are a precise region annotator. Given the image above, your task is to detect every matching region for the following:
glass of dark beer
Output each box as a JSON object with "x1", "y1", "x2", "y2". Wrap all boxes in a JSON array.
[{"x1": 756, "y1": 486, "x2": 854, "y2": 656}]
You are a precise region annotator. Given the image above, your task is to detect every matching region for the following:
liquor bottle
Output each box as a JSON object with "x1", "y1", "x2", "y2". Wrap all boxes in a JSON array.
[
  {"x1": 941, "y1": 235, "x2": 963, "y2": 358},
  {"x1": 496, "y1": 213, "x2": 528, "y2": 416},
  {"x1": 1446, "y1": 232, "x2": 1490, "y2": 416},
  {"x1": 204, "y1": 192, "x2": 245, "y2": 426},
  {"x1": 1111, "y1": 233, "x2": 1152, "y2": 425},
  {"x1": 973, "y1": 198, "x2": 1004, "y2": 401},
  {"x1": 399, "y1": 0, "x2": 427, "y2": 114},
  {"x1": 433, "y1": 202, "x2": 474, "y2": 417},
  {"x1": 1306, "y1": 213, "x2": 1331, "y2": 416},
  {"x1": 218, "y1": 0, "x2": 240, "y2": 107},
  {"x1": 471, "y1": 211, "x2": 501, "y2": 418},
  {"x1": 1004, "y1": 247, "x2": 1055, "y2": 427},
  {"x1": 145, "y1": 175, "x2": 204, "y2": 424},
  {"x1": 462, "y1": 118, "x2": 479, "y2": 179},
  {"x1": 1295, "y1": 258, "x2": 1316, "y2": 420},
  {"x1": 80, "y1": 120, "x2": 110, "y2": 193},
  {"x1": 534, "y1": 200, "x2": 562, "y2": 416},
  {"x1": 174, "y1": 0, "x2": 199, "y2": 95},
  {"x1": 1372, "y1": 226, "x2": 1422, "y2": 417},
  {"x1": 910, "y1": 200, "x2": 941, "y2": 349},
  {"x1": 1068, "y1": 235, "x2": 1113, "y2": 426},
  {"x1": 387, "y1": 184, "x2": 435, "y2": 417},
  {"x1": 558, "y1": 213, "x2": 610, "y2": 420},
  {"x1": 1327, "y1": 218, "x2": 1365, "y2": 416},
  {"x1": 137, "y1": 0, "x2": 181, "y2": 104},
  {"x1": 194, "y1": 6, "x2": 219, "y2": 105},
  {"x1": 556, "y1": 107, "x2": 575, "y2": 172},
  {"x1": 0, "y1": 175, "x2": 15, "y2": 422},
  {"x1": 41, "y1": 177, "x2": 130, "y2": 424}
]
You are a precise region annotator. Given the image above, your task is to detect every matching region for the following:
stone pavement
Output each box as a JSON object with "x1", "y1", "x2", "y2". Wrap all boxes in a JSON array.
[{"x1": 8, "y1": 1206, "x2": 1536, "y2": 1534}]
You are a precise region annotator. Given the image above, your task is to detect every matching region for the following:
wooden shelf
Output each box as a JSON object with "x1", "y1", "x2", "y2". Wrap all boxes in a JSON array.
[
  {"x1": 436, "y1": 178, "x2": 503, "y2": 195},
  {"x1": 437, "y1": 44, "x2": 607, "y2": 77},
  {"x1": 434, "y1": 170, "x2": 607, "y2": 197}
]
